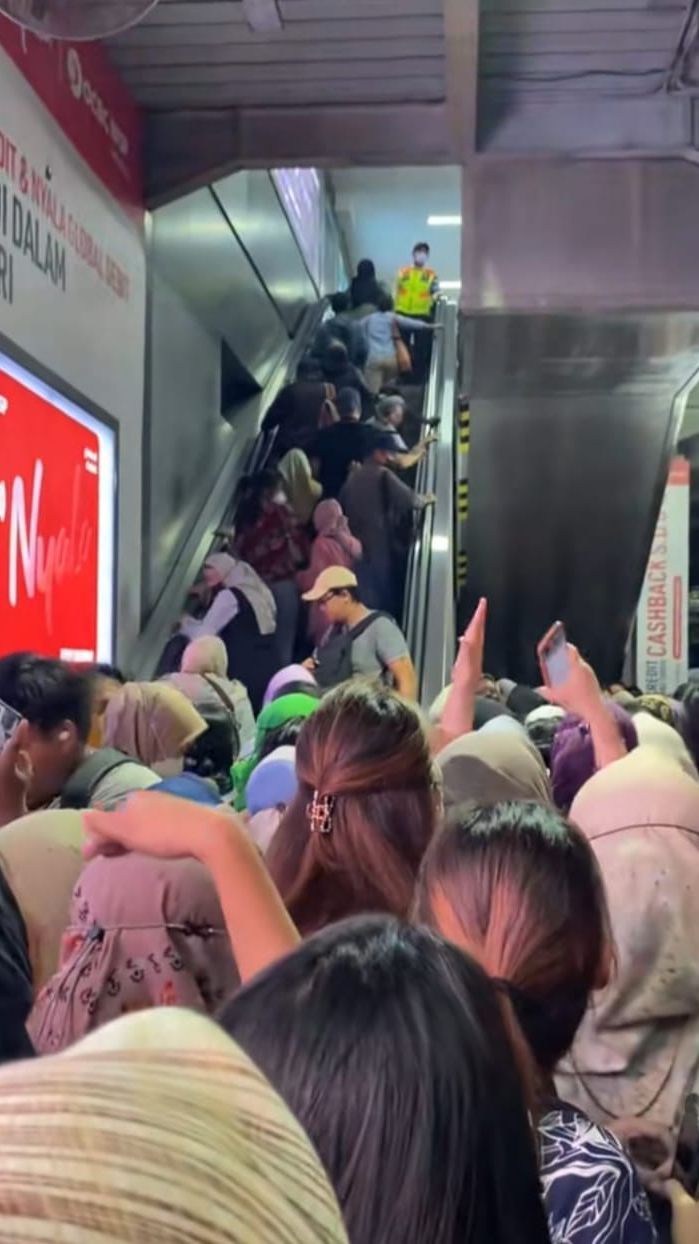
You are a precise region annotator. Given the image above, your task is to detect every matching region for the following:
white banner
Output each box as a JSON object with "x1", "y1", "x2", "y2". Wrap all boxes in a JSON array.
[{"x1": 636, "y1": 456, "x2": 690, "y2": 693}]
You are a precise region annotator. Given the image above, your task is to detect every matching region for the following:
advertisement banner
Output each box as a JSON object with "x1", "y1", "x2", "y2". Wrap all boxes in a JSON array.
[
  {"x1": 0, "y1": 20, "x2": 142, "y2": 210},
  {"x1": 636, "y1": 456, "x2": 690, "y2": 693},
  {"x1": 0, "y1": 352, "x2": 115, "y2": 661}
]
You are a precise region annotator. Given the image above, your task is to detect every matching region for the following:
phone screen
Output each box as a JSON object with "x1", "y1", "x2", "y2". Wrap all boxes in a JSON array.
[
  {"x1": 0, "y1": 699, "x2": 22, "y2": 753},
  {"x1": 673, "y1": 1094, "x2": 699, "y2": 1197},
  {"x1": 540, "y1": 623, "x2": 571, "y2": 687}
]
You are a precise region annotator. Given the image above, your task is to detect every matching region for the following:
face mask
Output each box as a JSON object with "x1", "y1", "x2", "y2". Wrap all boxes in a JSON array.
[{"x1": 413, "y1": 251, "x2": 427, "y2": 268}]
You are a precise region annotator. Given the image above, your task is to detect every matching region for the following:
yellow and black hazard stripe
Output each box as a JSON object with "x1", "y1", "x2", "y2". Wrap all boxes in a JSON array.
[
  {"x1": 457, "y1": 550, "x2": 468, "y2": 589},
  {"x1": 457, "y1": 480, "x2": 469, "y2": 518},
  {"x1": 458, "y1": 404, "x2": 470, "y2": 452}
]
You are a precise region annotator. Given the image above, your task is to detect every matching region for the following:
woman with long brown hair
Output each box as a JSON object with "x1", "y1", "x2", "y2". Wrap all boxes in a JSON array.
[
  {"x1": 265, "y1": 680, "x2": 439, "y2": 934},
  {"x1": 416, "y1": 800, "x2": 656, "y2": 1244}
]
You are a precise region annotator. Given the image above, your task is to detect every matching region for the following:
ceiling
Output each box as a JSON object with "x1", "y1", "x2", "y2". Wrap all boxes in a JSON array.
[{"x1": 105, "y1": 0, "x2": 699, "y2": 202}]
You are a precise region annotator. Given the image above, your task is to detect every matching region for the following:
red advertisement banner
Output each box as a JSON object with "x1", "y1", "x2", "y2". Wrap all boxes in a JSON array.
[
  {"x1": 0, "y1": 362, "x2": 101, "y2": 660},
  {"x1": 0, "y1": 19, "x2": 142, "y2": 211}
]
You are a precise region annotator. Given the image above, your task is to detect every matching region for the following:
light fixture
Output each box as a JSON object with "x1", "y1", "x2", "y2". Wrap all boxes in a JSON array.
[
  {"x1": 432, "y1": 535, "x2": 449, "y2": 553},
  {"x1": 243, "y1": 0, "x2": 282, "y2": 32},
  {"x1": 427, "y1": 215, "x2": 462, "y2": 226},
  {"x1": 440, "y1": 281, "x2": 462, "y2": 291},
  {"x1": 0, "y1": 0, "x2": 158, "y2": 39}
]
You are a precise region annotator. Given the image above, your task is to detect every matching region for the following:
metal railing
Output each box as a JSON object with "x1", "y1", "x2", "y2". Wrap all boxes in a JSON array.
[{"x1": 402, "y1": 298, "x2": 458, "y2": 708}]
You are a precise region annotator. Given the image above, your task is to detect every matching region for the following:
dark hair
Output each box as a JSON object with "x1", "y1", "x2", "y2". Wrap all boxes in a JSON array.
[
  {"x1": 413, "y1": 241, "x2": 430, "y2": 254},
  {"x1": 0, "y1": 654, "x2": 92, "y2": 742},
  {"x1": 266, "y1": 682, "x2": 437, "y2": 934},
  {"x1": 297, "y1": 355, "x2": 322, "y2": 381},
  {"x1": 681, "y1": 684, "x2": 699, "y2": 767},
  {"x1": 336, "y1": 386, "x2": 361, "y2": 420},
  {"x1": 322, "y1": 341, "x2": 350, "y2": 375},
  {"x1": 234, "y1": 469, "x2": 281, "y2": 531},
  {"x1": 221, "y1": 916, "x2": 549, "y2": 1244},
  {"x1": 416, "y1": 801, "x2": 610, "y2": 1079},
  {"x1": 376, "y1": 290, "x2": 394, "y2": 313},
  {"x1": 330, "y1": 291, "x2": 351, "y2": 314},
  {"x1": 356, "y1": 259, "x2": 376, "y2": 279},
  {"x1": 93, "y1": 663, "x2": 126, "y2": 684}
]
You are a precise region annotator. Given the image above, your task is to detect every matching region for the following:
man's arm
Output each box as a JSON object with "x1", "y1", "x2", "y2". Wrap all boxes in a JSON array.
[{"x1": 388, "y1": 655, "x2": 418, "y2": 700}]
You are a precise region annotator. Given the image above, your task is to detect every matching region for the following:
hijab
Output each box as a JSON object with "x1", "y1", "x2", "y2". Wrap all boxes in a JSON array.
[
  {"x1": 263, "y1": 663, "x2": 318, "y2": 706},
  {"x1": 103, "y1": 682, "x2": 206, "y2": 771},
  {"x1": 181, "y1": 634, "x2": 228, "y2": 676},
  {"x1": 29, "y1": 850, "x2": 239, "y2": 1054},
  {"x1": 437, "y1": 729, "x2": 552, "y2": 812},
  {"x1": 0, "y1": 1009, "x2": 349, "y2": 1244},
  {"x1": 204, "y1": 552, "x2": 277, "y2": 634},
  {"x1": 557, "y1": 748, "x2": 699, "y2": 1128},
  {"x1": 550, "y1": 703, "x2": 638, "y2": 812},
  {"x1": 0, "y1": 866, "x2": 32, "y2": 1063},
  {"x1": 0, "y1": 810, "x2": 84, "y2": 990},
  {"x1": 278, "y1": 449, "x2": 323, "y2": 525},
  {"x1": 232, "y1": 692, "x2": 319, "y2": 810},
  {"x1": 633, "y1": 710, "x2": 697, "y2": 776}
]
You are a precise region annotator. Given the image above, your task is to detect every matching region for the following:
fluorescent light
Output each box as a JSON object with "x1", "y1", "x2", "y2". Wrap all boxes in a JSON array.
[
  {"x1": 440, "y1": 280, "x2": 461, "y2": 290},
  {"x1": 427, "y1": 214, "x2": 462, "y2": 226},
  {"x1": 243, "y1": 0, "x2": 282, "y2": 31},
  {"x1": 432, "y1": 535, "x2": 449, "y2": 553}
]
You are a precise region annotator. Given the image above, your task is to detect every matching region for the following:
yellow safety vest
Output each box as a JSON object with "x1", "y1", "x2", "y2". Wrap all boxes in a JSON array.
[{"x1": 395, "y1": 265, "x2": 437, "y2": 317}]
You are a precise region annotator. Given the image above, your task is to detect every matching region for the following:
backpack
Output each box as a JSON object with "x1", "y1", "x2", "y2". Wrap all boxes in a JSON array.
[
  {"x1": 60, "y1": 748, "x2": 143, "y2": 809},
  {"x1": 318, "y1": 383, "x2": 339, "y2": 429},
  {"x1": 314, "y1": 612, "x2": 391, "y2": 690}
]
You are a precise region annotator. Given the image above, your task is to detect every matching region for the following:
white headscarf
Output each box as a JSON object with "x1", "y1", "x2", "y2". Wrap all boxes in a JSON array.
[{"x1": 205, "y1": 553, "x2": 277, "y2": 635}]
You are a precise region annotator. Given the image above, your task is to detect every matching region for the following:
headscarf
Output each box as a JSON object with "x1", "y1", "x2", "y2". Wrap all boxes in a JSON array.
[
  {"x1": 247, "y1": 746, "x2": 298, "y2": 816},
  {"x1": 437, "y1": 729, "x2": 552, "y2": 812},
  {"x1": 557, "y1": 748, "x2": 699, "y2": 1128},
  {"x1": 204, "y1": 552, "x2": 277, "y2": 634},
  {"x1": 0, "y1": 1009, "x2": 349, "y2": 1244},
  {"x1": 181, "y1": 634, "x2": 228, "y2": 676},
  {"x1": 278, "y1": 449, "x2": 323, "y2": 525},
  {"x1": 232, "y1": 692, "x2": 319, "y2": 810},
  {"x1": 263, "y1": 663, "x2": 318, "y2": 706},
  {"x1": 550, "y1": 703, "x2": 637, "y2": 812},
  {"x1": 636, "y1": 692, "x2": 676, "y2": 726},
  {"x1": 28, "y1": 851, "x2": 239, "y2": 1054},
  {"x1": 0, "y1": 867, "x2": 32, "y2": 1063},
  {"x1": 103, "y1": 682, "x2": 206, "y2": 771},
  {"x1": 0, "y1": 810, "x2": 84, "y2": 989},
  {"x1": 633, "y1": 710, "x2": 697, "y2": 776}
]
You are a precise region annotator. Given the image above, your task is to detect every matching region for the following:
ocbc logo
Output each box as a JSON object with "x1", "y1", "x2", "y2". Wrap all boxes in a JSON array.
[{"x1": 65, "y1": 47, "x2": 130, "y2": 159}]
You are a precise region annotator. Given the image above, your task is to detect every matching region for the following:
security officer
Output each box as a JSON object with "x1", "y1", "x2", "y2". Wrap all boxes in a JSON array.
[{"x1": 394, "y1": 242, "x2": 439, "y2": 380}]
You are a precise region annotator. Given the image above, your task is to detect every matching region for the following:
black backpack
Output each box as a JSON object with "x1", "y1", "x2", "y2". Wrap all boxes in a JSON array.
[{"x1": 314, "y1": 612, "x2": 391, "y2": 690}]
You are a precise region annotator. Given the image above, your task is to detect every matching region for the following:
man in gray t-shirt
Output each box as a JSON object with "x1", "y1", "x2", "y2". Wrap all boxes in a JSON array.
[{"x1": 302, "y1": 565, "x2": 418, "y2": 700}]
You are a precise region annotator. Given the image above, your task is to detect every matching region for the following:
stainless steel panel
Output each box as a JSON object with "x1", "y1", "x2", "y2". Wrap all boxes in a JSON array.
[
  {"x1": 466, "y1": 312, "x2": 699, "y2": 685},
  {"x1": 151, "y1": 187, "x2": 288, "y2": 387},
  {"x1": 213, "y1": 171, "x2": 315, "y2": 331}
]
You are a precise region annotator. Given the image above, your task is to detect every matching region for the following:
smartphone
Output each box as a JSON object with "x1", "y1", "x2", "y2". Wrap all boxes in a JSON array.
[
  {"x1": 538, "y1": 621, "x2": 571, "y2": 687},
  {"x1": 673, "y1": 1094, "x2": 699, "y2": 1197},
  {"x1": 0, "y1": 698, "x2": 22, "y2": 753}
]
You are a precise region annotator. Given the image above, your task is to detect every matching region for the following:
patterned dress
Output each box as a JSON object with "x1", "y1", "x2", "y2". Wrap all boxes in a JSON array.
[{"x1": 540, "y1": 1102, "x2": 657, "y2": 1243}]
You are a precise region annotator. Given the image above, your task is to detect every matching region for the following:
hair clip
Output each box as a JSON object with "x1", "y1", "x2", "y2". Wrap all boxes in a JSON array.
[{"x1": 307, "y1": 790, "x2": 335, "y2": 835}]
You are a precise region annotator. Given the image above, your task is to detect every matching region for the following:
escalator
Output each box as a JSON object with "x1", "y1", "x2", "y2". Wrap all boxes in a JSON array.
[
  {"x1": 461, "y1": 313, "x2": 699, "y2": 687},
  {"x1": 403, "y1": 298, "x2": 459, "y2": 707},
  {"x1": 131, "y1": 300, "x2": 327, "y2": 679}
]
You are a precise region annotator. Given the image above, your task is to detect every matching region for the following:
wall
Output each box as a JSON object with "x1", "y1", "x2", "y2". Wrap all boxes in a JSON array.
[{"x1": 0, "y1": 36, "x2": 146, "y2": 662}]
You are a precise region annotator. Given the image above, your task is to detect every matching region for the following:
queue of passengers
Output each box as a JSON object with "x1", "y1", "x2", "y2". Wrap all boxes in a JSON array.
[{"x1": 3, "y1": 590, "x2": 699, "y2": 1242}]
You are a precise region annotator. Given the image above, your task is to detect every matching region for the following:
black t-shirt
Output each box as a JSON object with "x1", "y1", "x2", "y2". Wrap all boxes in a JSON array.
[{"x1": 313, "y1": 423, "x2": 375, "y2": 498}]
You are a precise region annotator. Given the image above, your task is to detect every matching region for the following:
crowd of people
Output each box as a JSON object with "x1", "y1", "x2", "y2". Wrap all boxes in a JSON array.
[{"x1": 2, "y1": 250, "x2": 699, "y2": 1242}]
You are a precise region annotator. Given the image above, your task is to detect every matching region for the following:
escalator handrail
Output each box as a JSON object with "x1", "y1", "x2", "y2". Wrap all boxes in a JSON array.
[{"x1": 402, "y1": 299, "x2": 457, "y2": 707}]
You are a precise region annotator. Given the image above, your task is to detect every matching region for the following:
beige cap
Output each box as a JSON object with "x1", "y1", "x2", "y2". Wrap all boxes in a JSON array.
[{"x1": 302, "y1": 565, "x2": 358, "y2": 602}]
